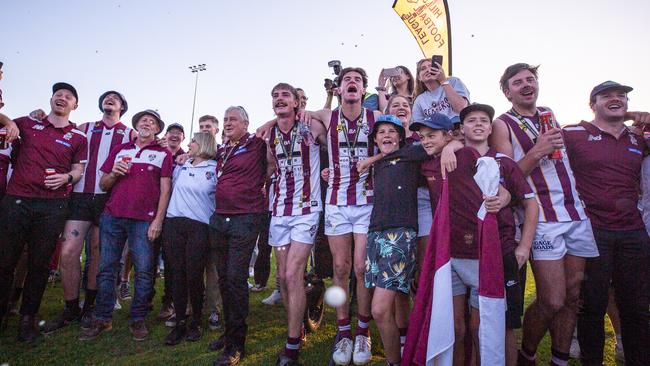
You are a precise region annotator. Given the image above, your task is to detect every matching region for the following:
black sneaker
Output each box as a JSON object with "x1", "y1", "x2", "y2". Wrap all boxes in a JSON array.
[
  {"x1": 186, "y1": 320, "x2": 202, "y2": 342},
  {"x1": 164, "y1": 321, "x2": 187, "y2": 346},
  {"x1": 41, "y1": 308, "x2": 79, "y2": 334}
]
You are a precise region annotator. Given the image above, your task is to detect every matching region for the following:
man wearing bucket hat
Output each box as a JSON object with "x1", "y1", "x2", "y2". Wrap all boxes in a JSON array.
[
  {"x1": 41, "y1": 90, "x2": 135, "y2": 334},
  {"x1": 0, "y1": 82, "x2": 88, "y2": 342},
  {"x1": 80, "y1": 109, "x2": 172, "y2": 342},
  {"x1": 563, "y1": 81, "x2": 650, "y2": 365}
]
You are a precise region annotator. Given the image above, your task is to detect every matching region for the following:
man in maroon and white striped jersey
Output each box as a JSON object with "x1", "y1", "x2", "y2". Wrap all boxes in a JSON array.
[
  {"x1": 41, "y1": 90, "x2": 135, "y2": 334},
  {"x1": 489, "y1": 63, "x2": 599, "y2": 366},
  {"x1": 298, "y1": 67, "x2": 381, "y2": 366},
  {"x1": 265, "y1": 83, "x2": 327, "y2": 366}
]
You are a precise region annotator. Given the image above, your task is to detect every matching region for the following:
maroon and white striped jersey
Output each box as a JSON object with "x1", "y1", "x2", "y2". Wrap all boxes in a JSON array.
[
  {"x1": 326, "y1": 108, "x2": 375, "y2": 206},
  {"x1": 498, "y1": 107, "x2": 587, "y2": 222},
  {"x1": 74, "y1": 121, "x2": 133, "y2": 194},
  {"x1": 269, "y1": 123, "x2": 321, "y2": 217}
]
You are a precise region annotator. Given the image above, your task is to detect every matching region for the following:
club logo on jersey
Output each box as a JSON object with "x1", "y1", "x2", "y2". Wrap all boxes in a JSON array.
[
  {"x1": 148, "y1": 154, "x2": 156, "y2": 161},
  {"x1": 206, "y1": 171, "x2": 216, "y2": 180},
  {"x1": 32, "y1": 124, "x2": 45, "y2": 130},
  {"x1": 587, "y1": 134, "x2": 602, "y2": 141},
  {"x1": 63, "y1": 132, "x2": 73, "y2": 140},
  {"x1": 629, "y1": 134, "x2": 638, "y2": 146},
  {"x1": 116, "y1": 129, "x2": 125, "y2": 135},
  {"x1": 361, "y1": 122, "x2": 369, "y2": 135}
]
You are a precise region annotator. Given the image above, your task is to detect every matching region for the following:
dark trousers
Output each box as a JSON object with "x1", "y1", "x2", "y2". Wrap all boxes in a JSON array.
[
  {"x1": 152, "y1": 236, "x2": 172, "y2": 305},
  {"x1": 0, "y1": 195, "x2": 68, "y2": 316},
  {"x1": 163, "y1": 217, "x2": 209, "y2": 323},
  {"x1": 209, "y1": 212, "x2": 264, "y2": 350},
  {"x1": 577, "y1": 228, "x2": 650, "y2": 366},
  {"x1": 253, "y1": 212, "x2": 271, "y2": 287}
]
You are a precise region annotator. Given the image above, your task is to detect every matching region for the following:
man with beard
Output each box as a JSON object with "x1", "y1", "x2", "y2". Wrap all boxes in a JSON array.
[
  {"x1": 0, "y1": 83, "x2": 88, "y2": 342},
  {"x1": 564, "y1": 81, "x2": 650, "y2": 365},
  {"x1": 266, "y1": 83, "x2": 326, "y2": 366},
  {"x1": 489, "y1": 63, "x2": 599, "y2": 366},
  {"x1": 41, "y1": 91, "x2": 134, "y2": 334},
  {"x1": 80, "y1": 109, "x2": 172, "y2": 342}
]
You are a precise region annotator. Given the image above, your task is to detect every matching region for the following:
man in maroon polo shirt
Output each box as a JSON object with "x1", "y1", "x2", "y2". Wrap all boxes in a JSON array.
[
  {"x1": 79, "y1": 109, "x2": 172, "y2": 342},
  {"x1": 0, "y1": 82, "x2": 87, "y2": 342},
  {"x1": 564, "y1": 81, "x2": 650, "y2": 365},
  {"x1": 206, "y1": 106, "x2": 267, "y2": 366}
]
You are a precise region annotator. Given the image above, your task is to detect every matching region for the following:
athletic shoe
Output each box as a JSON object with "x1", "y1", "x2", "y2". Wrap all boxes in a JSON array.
[
  {"x1": 157, "y1": 301, "x2": 175, "y2": 320},
  {"x1": 208, "y1": 310, "x2": 222, "y2": 330},
  {"x1": 262, "y1": 290, "x2": 282, "y2": 306},
  {"x1": 250, "y1": 284, "x2": 266, "y2": 292},
  {"x1": 129, "y1": 319, "x2": 148, "y2": 341},
  {"x1": 352, "y1": 335, "x2": 371, "y2": 365},
  {"x1": 80, "y1": 305, "x2": 95, "y2": 330},
  {"x1": 164, "y1": 321, "x2": 187, "y2": 346},
  {"x1": 41, "y1": 308, "x2": 79, "y2": 334},
  {"x1": 186, "y1": 320, "x2": 202, "y2": 341},
  {"x1": 332, "y1": 337, "x2": 353, "y2": 365},
  {"x1": 114, "y1": 298, "x2": 122, "y2": 310},
  {"x1": 119, "y1": 282, "x2": 131, "y2": 301},
  {"x1": 79, "y1": 319, "x2": 112, "y2": 341},
  {"x1": 165, "y1": 315, "x2": 177, "y2": 328}
]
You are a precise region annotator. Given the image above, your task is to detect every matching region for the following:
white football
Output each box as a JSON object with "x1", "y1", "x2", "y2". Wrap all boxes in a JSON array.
[{"x1": 324, "y1": 285, "x2": 347, "y2": 307}]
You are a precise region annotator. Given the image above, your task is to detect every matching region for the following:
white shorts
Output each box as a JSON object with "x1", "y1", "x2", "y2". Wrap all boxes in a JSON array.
[
  {"x1": 269, "y1": 212, "x2": 320, "y2": 246},
  {"x1": 417, "y1": 187, "x2": 433, "y2": 238},
  {"x1": 324, "y1": 204, "x2": 372, "y2": 236},
  {"x1": 531, "y1": 219, "x2": 599, "y2": 260}
]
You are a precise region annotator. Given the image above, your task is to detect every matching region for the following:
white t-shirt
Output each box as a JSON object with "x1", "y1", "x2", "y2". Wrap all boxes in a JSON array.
[
  {"x1": 166, "y1": 158, "x2": 217, "y2": 224},
  {"x1": 412, "y1": 76, "x2": 470, "y2": 122}
]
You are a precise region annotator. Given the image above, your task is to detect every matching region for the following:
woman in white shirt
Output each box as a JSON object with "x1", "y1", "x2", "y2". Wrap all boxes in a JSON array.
[{"x1": 162, "y1": 132, "x2": 217, "y2": 346}]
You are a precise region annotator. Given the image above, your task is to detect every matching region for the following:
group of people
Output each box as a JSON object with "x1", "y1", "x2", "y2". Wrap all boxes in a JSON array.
[{"x1": 0, "y1": 58, "x2": 648, "y2": 366}]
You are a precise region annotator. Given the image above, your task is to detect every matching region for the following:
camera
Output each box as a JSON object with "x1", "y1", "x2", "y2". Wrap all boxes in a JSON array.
[{"x1": 327, "y1": 60, "x2": 342, "y2": 76}]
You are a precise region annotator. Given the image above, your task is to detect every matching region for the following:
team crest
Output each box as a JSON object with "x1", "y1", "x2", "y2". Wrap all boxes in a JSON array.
[
  {"x1": 629, "y1": 134, "x2": 638, "y2": 146},
  {"x1": 205, "y1": 171, "x2": 215, "y2": 180},
  {"x1": 63, "y1": 132, "x2": 73, "y2": 140},
  {"x1": 116, "y1": 129, "x2": 125, "y2": 135},
  {"x1": 32, "y1": 124, "x2": 45, "y2": 130},
  {"x1": 361, "y1": 122, "x2": 369, "y2": 135}
]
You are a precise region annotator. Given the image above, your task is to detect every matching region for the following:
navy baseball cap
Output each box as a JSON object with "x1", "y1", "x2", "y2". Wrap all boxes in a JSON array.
[
  {"x1": 370, "y1": 114, "x2": 405, "y2": 140},
  {"x1": 166, "y1": 123, "x2": 185, "y2": 134},
  {"x1": 52, "y1": 82, "x2": 78, "y2": 102},
  {"x1": 460, "y1": 103, "x2": 495, "y2": 123},
  {"x1": 132, "y1": 109, "x2": 165, "y2": 134},
  {"x1": 589, "y1": 81, "x2": 632, "y2": 104},
  {"x1": 98, "y1": 90, "x2": 128, "y2": 116},
  {"x1": 409, "y1": 113, "x2": 453, "y2": 132}
]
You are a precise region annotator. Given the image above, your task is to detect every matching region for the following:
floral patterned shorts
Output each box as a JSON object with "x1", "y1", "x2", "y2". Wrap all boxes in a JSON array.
[{"x1": 364, "y1": 227, "x2": 417, "y2": 294}]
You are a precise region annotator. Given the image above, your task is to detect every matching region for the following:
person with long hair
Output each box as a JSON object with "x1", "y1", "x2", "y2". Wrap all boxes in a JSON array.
[
  {"x1": 377, "y1": 65, "x2": 415, "y2": 112},
  {"x1": 412, "y1": 58, "x2": 469, "y2": 123}
]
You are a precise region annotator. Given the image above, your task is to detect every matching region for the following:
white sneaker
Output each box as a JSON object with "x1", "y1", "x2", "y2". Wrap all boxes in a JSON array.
[
  {"x1": 261, "y1": 290, "x2": 282, "y2": 306},
  {"x1": 569, "y1": 335, "x2": 581, "y2": 359},
  {"x1": 353, "y1": 335, "x2": 372, "y2": 365},
  {"x1": 114, "y1": 298, "x2": 122, "y2": 310},
  {"x1": 332, "y1": 337, "x2": 353, "y2": 365}
]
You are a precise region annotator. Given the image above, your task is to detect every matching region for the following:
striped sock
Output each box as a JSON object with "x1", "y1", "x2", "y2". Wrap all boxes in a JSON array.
[
  {"x1": 550, "y1": 348, "x2": 569, "y2": 366},
  {"x1": 338, "y1": 318, "x2": 352, "y2": 339},
  {"x1": 284, "y1": 337, "x2": 300, "y2": 360},
  {"x1": 356, "y1": 313, "x2": 372, "y2": 337}
]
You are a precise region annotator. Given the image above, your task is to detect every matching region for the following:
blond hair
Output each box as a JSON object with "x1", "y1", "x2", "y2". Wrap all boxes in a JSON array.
[{"x1": 191, "y1": 132, "x2": 217, "y2": 160}]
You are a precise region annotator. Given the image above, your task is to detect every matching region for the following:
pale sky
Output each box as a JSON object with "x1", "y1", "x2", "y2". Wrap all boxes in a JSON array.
[{"x1": 2, "y1": 0, "x2": 648, "y2": 146}]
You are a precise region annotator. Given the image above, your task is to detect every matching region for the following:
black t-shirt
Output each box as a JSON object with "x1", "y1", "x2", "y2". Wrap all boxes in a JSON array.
[{"x1": 369, "y1": 144, "x2": 430, "y2": 232}]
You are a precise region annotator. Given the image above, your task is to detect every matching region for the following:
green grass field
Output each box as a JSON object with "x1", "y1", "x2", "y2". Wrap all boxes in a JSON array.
[{"x1": 0, "y1": 259, "x2": 621, "y2": 365}]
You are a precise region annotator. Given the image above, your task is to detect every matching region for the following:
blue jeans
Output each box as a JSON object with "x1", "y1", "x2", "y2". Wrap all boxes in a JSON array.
[{"x1": 95, "y1": 214, "x2": 154, "y2": 322}]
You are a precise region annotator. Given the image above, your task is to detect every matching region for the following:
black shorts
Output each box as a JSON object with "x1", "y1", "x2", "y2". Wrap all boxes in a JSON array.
[
  {"x1": 67, "y1": 192, "x2": 108, "y2": 226},
  {"x1": 503, "y1": 251, "x2": 526, "y2": 329}
]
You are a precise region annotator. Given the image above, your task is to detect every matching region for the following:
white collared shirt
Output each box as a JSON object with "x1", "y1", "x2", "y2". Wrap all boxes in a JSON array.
[{"x1": 166, "y1": 158, "x2": 217, "y2": 224}]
